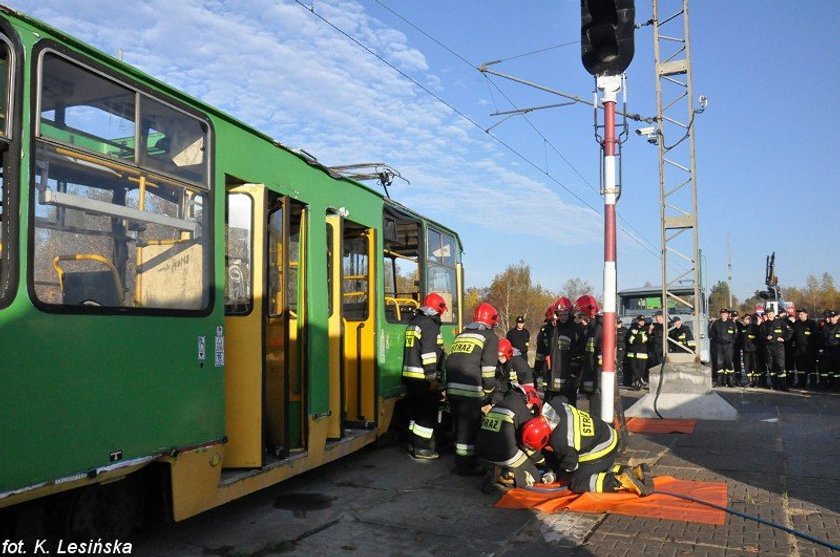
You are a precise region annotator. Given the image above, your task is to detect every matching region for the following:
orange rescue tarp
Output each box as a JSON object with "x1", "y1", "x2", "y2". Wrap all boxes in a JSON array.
[
  {"x1": 495, "y1": 475, "x2": 727, "y2": 525},
  {"x1": 625, "y1": 417, "x2": 697, "y2": 434}
]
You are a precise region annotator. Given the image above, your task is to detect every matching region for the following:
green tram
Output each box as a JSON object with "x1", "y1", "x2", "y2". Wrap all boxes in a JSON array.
[{"x1": 0, "y1": 5, "x2": 464, "y2": 528}]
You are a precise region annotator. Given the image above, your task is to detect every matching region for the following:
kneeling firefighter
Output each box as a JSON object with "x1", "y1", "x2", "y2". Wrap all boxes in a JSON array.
[
  {"x1": 521, "y1": 397, "x2": 653, "y2": 496},
  {"x1": 476, "y1": 384, "x2": 548, "y2": 489}
]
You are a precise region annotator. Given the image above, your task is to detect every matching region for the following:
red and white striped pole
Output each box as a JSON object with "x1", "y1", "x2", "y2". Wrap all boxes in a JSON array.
[{"x1": 598, "y1": 74, "x2": 622, "y2": 424}]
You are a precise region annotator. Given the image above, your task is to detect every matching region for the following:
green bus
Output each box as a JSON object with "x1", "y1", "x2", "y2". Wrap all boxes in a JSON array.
[{"x1": 0, "y1": 5, "x2": 464, "y2": 532}]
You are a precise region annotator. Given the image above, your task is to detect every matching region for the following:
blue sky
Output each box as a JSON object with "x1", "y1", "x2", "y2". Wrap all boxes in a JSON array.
[{"x1": 10, "y1": 0, "x2": 838, "y2": 301}]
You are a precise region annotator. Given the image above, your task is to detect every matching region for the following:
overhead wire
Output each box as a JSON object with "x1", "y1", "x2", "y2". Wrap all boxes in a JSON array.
[
  {"x1": 297, "y1": 0, "x2": 665, "y2": 260},
  {"x1": 372, "y1": 0, "x2": 664, "y2": 261}
]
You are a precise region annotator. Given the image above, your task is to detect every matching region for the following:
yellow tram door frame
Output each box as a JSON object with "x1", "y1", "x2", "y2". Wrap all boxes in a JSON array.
[
  {"x1": 223, "y1": 184, "x2": 266, "y2": 468},
  {"x1": 340, "y1": 223, "x2": 376, "y2": 428},
  {"x1": 325, "y1": 214, "x2": 343, "y2": 439}
]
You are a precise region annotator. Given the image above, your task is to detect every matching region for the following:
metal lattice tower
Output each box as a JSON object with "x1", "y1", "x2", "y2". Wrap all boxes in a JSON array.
[{"x1": 653, "y1": 0, "x2": 702, "y2": 363}]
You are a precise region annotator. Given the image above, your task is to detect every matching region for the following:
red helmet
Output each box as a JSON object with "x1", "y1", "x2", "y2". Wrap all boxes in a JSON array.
[
  {"x1": 544, "y1": 304, "x2": 557, "y2": 320},
  {"x1": 523, "y1": 386, "x2": 542, "y2": 408},
  {"x1": 574, "y1": 294, "x2": 600, "y2": 318},
  {"x1": 554, "y1": 296, "x2": 574, "y2": 316},
  {"x1": 423, "y1": 292, "x2": 447, "y2": 315},
  {"x1": 474, "y1": 302, "x2": 499, "y2": 327},
  {"x1": 521, "y1": 416, "x2": 552, "y2": 451},
  {"x1": 498, "y1": 338, "x2": 514, "y2": 359}
]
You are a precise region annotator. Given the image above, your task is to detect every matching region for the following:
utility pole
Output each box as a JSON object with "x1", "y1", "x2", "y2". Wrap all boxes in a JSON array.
[
  {"x1": 653, "y1": 0, "x2": 704, "y2": 364},
  {"x1": 581, "y1": 0, "x2": 635, "y2": 423},
  {"x1": 727, "y1": 235, "x2": 733, "y2": 309}
]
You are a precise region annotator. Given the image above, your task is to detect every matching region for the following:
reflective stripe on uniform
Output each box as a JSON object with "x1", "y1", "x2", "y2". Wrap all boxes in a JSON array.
[
  {"x1": 579, "y1": 429, "x2": 618, "y2": 462},
  {"x1": 421, "y1": 351, "x2": 437, "y2": 365},
  {"x1": 409, "y1": 421, "x2": 435, "y2": 439},
  {"x1": 485, "y1": 409, "x2": 515, "y2": 425},
  {"x1": 455, "y1": 443, "x2": 475, "y2": 456},
  {"x1": 590, "y1": 472, "x2": 608, "y2": 493},
  {"x1": 491, "y1": 449, "x2": 530, "y2": 468},
  {"x1": 446, "y1": 382, "x2": 484, "y2": 398},
  {"x1": 402, "y1": 366, "x2": 425, "y2": 379}
]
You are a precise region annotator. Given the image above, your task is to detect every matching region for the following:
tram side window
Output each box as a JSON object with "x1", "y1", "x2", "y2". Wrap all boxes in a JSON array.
[
  {"x1": 426, "y1": 228, "x2": 459, "y2": 324},
  {"x1": 0, "y1": 40, "x2": 13, "y2": 306},
  {"x1": 32, "y1": 52, "x2": 210, "y2": 311},
  {"x1": 343, "y1": 224, "x2": 369, "y2": 321},
  {"x1": 225, "y1": 193, "x2": 253, "y2": 314},
  {"x1": 383, "y1": 212, "x2": 420, "y2": 323}
]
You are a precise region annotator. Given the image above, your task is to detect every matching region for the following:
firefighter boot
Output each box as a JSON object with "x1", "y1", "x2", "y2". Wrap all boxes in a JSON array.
[
  {"x1": 629, "y1": 463, "x2": 654, "y2": 489},
  {"x1": 615, "y1": 469, "x2": 652, "y2": 497}
]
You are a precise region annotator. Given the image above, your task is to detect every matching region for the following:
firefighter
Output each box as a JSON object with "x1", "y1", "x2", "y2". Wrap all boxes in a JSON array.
[
  {"x1": 492, "y1": 338, "x2": 535, "y2": 404},
  {"x1": 446, "y1": 302, "x2": 500, "y2": 476},
  {"x1": 754, "y1": 311, "x2": 769, "y2": 387},
  {"x1": 761, "y1": 307, "x2": 792, "y2": 391},
  {"x1": 793, "y1": 307, "x2": 819, "y2": 390},
  {"x1": 823, "y1": 310, "x2": 840, "y2": 391},
  {"x1": 477, "y1": 385, "x2": 546, "y2": 490},
  {"x1": 542, "y1": 296, "x2": 584, "y2": 405},
  {"x1": 741, "y1": 314, "x2": 761, "y2": 387},
  {"x1": 534, "y1": 303, "x2": 558, "y2": 391},
  {"x1": 784, "y1": 311, "x2": 798, "y2": 387},
  {"x1": 574, "y1": 295, "x2": 602, "y2": 398},
  {"x1": 617, "y1": 319, "x2": 630, "y2": 387},
  {"x1": 710, "y1": 308, "x2": 737, "y2": 387},
  {"x1": 401, "y1": 292, "x2": 447, "y2": 460},
  {"x1": 732, "y1": 311, "x2": 744, "y2": 386},
  {"x1": 667, "y1": 316, "x2": 695, "y2": 354},
  {"x1": 520, "y1": 397, "x2": 652, "y2": 496},
  {"x1": 506, "y1": 316, "x2": 531, "y2": 362},
  {"x1": 626, "y1": 315, "x2": 649, "y2": 390},
  {"x1": 649, "y1": 312, "x2": 665, "y2": 371}
]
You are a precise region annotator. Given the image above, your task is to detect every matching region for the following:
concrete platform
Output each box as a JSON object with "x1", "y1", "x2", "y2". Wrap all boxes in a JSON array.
[{"x1": 625, "y1": 362, "x2": 739, "y2": 420}]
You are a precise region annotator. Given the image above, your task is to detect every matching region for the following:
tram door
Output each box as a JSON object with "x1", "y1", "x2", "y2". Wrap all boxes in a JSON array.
[
  {"x1": 224, "y1": 185, "x2": 306, "y2": 468},
  {"x1": 326, "y1": 215, "x2": 376, "y2": 438}
]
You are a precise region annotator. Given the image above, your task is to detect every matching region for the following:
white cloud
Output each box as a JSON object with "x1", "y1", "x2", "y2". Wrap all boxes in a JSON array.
[{"x1": 9, "y1": 0, "x2": 607, "y2": 256}]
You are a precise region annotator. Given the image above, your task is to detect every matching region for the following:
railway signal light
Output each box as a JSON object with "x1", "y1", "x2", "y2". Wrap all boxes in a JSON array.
[{"x1": 580, "y1": 0, "x2": 635, "y2": 76}]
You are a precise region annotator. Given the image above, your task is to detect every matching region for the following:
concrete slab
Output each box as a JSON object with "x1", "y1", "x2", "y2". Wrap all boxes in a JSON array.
[{"x1": 625, "y1": 362, "x2": 738, "y2": 420}]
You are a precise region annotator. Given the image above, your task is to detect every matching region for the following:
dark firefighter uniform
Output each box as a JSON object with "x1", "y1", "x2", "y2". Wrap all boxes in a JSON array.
[
  {"x1": 579, "y1": 316, "x2": 602, "y2": 397},
  {"x1": 667, "y1": 320, "x2": 695, "y2": 354},
  {"x1": 761, "y1": 313, "x2": 793, "y2": 390},
  {"x1": 710, "y1": 316, "x2": 737, "y2": 387},
  {"x1": 793, "y1": 314, "x2": 819, "y2": 389},
  {"x1": 401, "y1": 307, "x2": 444, "y2": 457},
  {"x1": 649, "y1": 318, "x2": 665, "y2": 370},
  {"x1": 784, "y1": 315, "x2": 798, "y2": 387},
  {"x1": 476, "y1": 389, "x2": 541, "y2": 487},
  {"x1": 540, "y1": 399, "x2": 624, "y2": 494},
  {"x1": 506, "y1": 325, "x2": 530, "y2": 360},
  {"x1": 822, "y1": 313, "x2": 840, "y2": 390},
  {"x1": 741, "y1": 320, "x2": 761, "y2": 387},
  {"x1": 541, "y1": 319, "x2": 583, "y2": 404},
  {"x1": 534, "y1": 319, "x2": 556, "y2": 390},
  {"x1": 445, "y1": 324, "x2": 498, "y2": 473},
  {"x1": 625, "y1": 319, "x2": 649, "y2": 389},
  {"x1": 492, "y1": 351, "x2": 535, "y2": 405}
]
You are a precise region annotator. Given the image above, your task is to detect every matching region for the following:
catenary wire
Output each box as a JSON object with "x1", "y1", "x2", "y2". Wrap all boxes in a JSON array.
[
  {"x1": 296, "y1": 1, "x2": 664, "y2": 260},
  {"x1": 370, "y1": 1, "x2": 666, "y2": 260}
]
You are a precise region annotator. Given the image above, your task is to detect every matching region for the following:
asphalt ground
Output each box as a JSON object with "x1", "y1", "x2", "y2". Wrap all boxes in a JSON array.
[{"x1": 134, "y1": 386, "x2": 840, "y2": 556}]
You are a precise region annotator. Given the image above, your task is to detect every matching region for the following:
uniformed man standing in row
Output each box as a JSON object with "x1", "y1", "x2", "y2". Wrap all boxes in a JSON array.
[
  {"x1": 446, "y1": 302, "x2": 500, "y2": 476},
  {"x1": 793, "y1": 307, "x2": 819, "y2": 389},
  {"x1": 536, "y1": 297, "x2": 583, "y2": 405},
  {"x1": 761, "y1": 307, "x2": 792, "y2": 391},
  {"x1": 626, "y1": 315, "x2": 649, "y2": 390},
  {"x1": 667, "y1": 316, "x2": 695, "y2": 354},
  {"x1": 741, "y1": 314, "x2": 762, "y2": 387},
  {"x1": 822, "y1": 310, "x2": 840, "y2": 390},
  {"x1": 710, "y1": 308, "x2": 737, "y2": 387}
]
